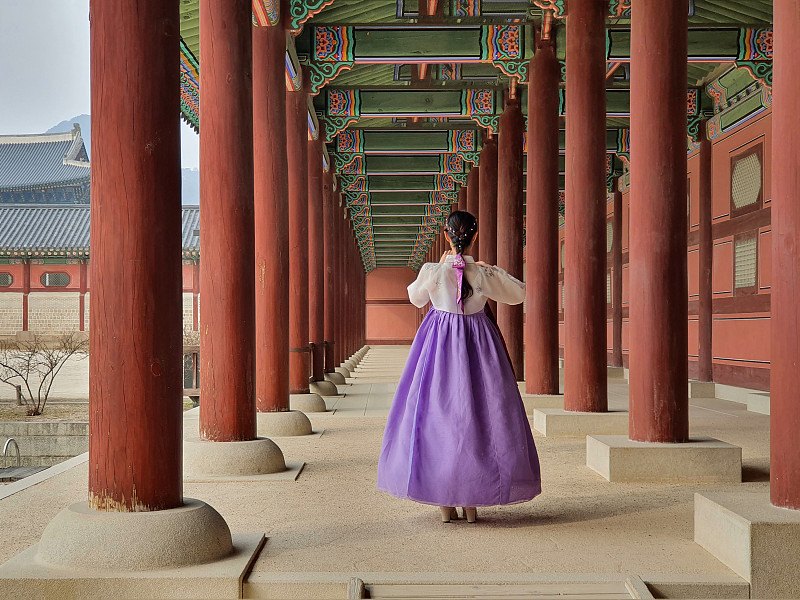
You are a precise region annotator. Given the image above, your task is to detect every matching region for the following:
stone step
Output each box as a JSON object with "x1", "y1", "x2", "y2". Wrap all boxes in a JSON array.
[
  {"x1": 0, "y1": 465, "x2": 48, "y2": 482},
  {"x1": 366, "y1": 578, "x2": 652, "y2": 599}
]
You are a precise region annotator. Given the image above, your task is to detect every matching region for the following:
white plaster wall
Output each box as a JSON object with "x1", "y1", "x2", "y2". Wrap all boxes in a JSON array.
[
  {"x1": 0, "y1": 292, "x2": 24, "y2": 335},
  {"x1": 28, "y1": 292, "x2": 80, "y2": 334}
]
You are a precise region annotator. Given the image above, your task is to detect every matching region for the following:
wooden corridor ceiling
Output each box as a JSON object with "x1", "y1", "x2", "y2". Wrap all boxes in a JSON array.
[{"x1": 177, "y1": 0, "x2": 773, "y2": 271}]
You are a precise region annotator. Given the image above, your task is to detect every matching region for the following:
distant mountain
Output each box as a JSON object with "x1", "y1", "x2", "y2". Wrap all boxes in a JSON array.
[
  {"x1": 46, "y1": 114, "x2": 91, "y2": 158},
  {"x1": 45, "y1": 114, "x2": 200, "y2": 206}
]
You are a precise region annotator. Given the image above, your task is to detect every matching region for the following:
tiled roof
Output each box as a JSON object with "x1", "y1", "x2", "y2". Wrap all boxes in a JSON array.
[
  {"x1": 0, "y1": 126, "x2": 90, "y2": 191},
  {"x1": 0, "y1": 205, "x2": 201, "y2": 257},
  {"x1": 182, "y1": 206, "x2": 200, "y2": 252}
]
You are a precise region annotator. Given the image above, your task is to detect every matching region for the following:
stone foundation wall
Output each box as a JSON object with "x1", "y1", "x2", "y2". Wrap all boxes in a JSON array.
[
  {"x1": 0, "y1": 293, "x2": 23, "y2": 335},
  {"x1": 28, "y1": 292, "x2": 80, "y2": 334},
  {"x1": 84, "y1": 291, "x2": 90, "y2": 330},
  {"x1": 0, "y1": 421, "x2": 88, "y2": 467},
  {"x1": 183, "y1": 293, "x2": 194, "y2": 330}
]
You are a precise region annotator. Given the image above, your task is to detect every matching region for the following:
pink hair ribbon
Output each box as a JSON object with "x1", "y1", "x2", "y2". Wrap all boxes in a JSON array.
[{"x1": 452, "y1": 253, "x2": 466, "y2": 313}]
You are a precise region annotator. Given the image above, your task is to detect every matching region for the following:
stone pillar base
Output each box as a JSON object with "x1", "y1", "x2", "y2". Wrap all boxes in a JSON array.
[
  {"x1": 38, "y1": 498, "x2": 232, "y2": 570},
  {"x1": 290, "y1": 392, "x2": 326, "y2": 413},
  {"x1": 335, "y1": 366, "x2": 351, "y2": 377},
  {"x1": 521, "y1": 394, "x2": 564, "y2": 414},
  {"x1": 257, "y1": 409, "x2": 313, "y2": 437},
  {"x1": 533, "y1": 409, "x2": 629, "y2": 437},
  {"x1": 343, "y1": 359, "x2": 357, "y2": 371},
  {"x1": 689, "y1": 380, "x2": 716, "y2": 398},
  {"x1": 607, "y1": 366, "x2": 625, "y2": 379},
  {"x1": 0, "y1": 499, "x2": 265, "y2": 598},
  {"x1": 695, "y1": 492, "x2": 800, "y2": 599},
  {"x1": 184, "y1": 437, "x2": 286, "y2": 478},
  {"x1": 587, "y1": 435, "x2": 741, "y2": 483},
  {"x1": 324, "y1": 371, "x2": 346, "y2": 385},
  {"x1": 310, "y1": 379, "x2": 340, "y2": 397}
]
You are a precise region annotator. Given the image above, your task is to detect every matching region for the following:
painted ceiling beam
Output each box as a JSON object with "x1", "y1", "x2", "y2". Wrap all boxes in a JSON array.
[
  {"x1": 330, "y1": 129, "x2": 619, "y2": 156},
  {"x1": 555, "y1": 26, "x2": 772, "y2": 64},
  {"x1": 306, "y1": 24, "x2": 531, "y2": 93}
]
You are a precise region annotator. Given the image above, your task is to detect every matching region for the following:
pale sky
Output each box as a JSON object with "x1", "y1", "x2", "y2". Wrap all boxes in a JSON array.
[{"x1": 0, "y1": 0, "x2": 200, "y2": 169}]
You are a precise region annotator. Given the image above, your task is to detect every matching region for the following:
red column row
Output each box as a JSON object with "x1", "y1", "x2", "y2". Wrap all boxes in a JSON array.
[
  {"x1": 564, "y1": 0, "x2": 608, "y2": 412},
  {"x1": 497, "y1": 95, "x2": 525, "y2": 380},
  {"x1": 525, "y1": 40, "x2": 560, "y2": 395},
  {"x1": 253, "y1": 22, "x2": 289, "y2": 413}
]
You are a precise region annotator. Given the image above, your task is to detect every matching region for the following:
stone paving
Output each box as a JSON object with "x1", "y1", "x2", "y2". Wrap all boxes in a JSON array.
[{"x1": 0, "y1": 345, "x2": 772, "y2": 598}]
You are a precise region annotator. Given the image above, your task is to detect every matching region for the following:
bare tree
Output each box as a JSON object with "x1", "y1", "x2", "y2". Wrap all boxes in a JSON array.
[{"x1": 0, "y1": 333, "x2": 89, "y2": 416}]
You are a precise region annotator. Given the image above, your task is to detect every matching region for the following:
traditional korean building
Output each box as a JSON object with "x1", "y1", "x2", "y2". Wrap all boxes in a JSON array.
[
  {"x1": 3, "y1": 1, "x2": 800, "y2": 598},
  {"x1": 0, "y1": 125, "x2": 90, "y2": 205},
  {"x1": 0, "y1": 204, "x2": 200, "y2": 338}
]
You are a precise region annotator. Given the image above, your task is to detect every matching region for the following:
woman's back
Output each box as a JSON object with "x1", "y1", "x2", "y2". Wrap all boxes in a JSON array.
[{"x1": 407, "y1": 255, "x2": 525, "y2": 315}]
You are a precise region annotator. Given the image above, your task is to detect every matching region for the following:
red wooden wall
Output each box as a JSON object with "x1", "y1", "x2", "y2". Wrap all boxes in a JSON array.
[
  {"x1": 559, "y1": 110, "x2": 772, "y2": 390},
  {"x1": 365, "y1": 267, "x2": 418, "y2": 344}
]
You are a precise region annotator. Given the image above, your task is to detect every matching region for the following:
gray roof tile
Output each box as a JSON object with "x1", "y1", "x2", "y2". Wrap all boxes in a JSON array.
[
  {"x1": 0, "y1": 205, "x2": 200, "y2": 256},
  {"x1": 0, "y1": 127, "x2": 90, "y2": 191}
]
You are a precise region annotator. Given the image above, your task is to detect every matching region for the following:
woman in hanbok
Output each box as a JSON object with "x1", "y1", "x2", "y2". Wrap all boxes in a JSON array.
[{"x1": 377, "y1": 210, "x2": 541, "y2": 523}]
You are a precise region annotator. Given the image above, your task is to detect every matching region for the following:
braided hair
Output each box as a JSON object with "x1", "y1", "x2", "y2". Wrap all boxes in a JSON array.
[{"x1": 446, "y1": 210, "x2": 478, "y2": 302}]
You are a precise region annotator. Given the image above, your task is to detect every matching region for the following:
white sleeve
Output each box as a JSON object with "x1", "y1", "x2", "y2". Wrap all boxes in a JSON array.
[
  {"x1": 407, "y1": 263, "x2": 436, "y2": 307},
  {"x1": 481, "y1": 265, "x2": 525, "y2": 305}
]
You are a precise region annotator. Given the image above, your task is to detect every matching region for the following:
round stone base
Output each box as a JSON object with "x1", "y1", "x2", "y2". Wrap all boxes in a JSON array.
[
  {"x1": 37, "y1": 498, "x2": 232, "y2": 571},
  {"x1": 257, "y1": 409, "x2": 313, "y2": 437},
  {"x1": 343, "y1": 359, "x2": 357, "y2": 371},
  {"x1": 309, "y1": 379, "x2": 339, "y2": 397},
  {"x1": 325, "y1": 371, "x2": 346, "y2": 385},
  {"x1": 335, "y1": 366, "x2": 351, "y2": 377},
  {"x1": 290, "y1": 392, "x2": 327, "y2": 412},
  {"x1": 184, "y1": 437, "x2": 286, "y2": 477}
]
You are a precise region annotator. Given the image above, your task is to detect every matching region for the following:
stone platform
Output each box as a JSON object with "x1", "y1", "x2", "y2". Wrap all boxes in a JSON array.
[{"x1": 0, "y1": 346, "x2": 777, "y2": 598}]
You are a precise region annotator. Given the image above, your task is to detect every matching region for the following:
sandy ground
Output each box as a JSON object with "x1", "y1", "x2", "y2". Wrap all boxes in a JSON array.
[
  {"x1": 0, "y1": 346, "x2": 768, "y2": 585},
  {"x1": 0, "y1": 355, "x2": 89, "y2": 402}
]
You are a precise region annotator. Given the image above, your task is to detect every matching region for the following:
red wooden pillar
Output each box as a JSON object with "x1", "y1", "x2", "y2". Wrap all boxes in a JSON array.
[
  {"x1": 525, "y1": 40, "x2": 560, "y2": 395},
  {"x1": 79, "y1": 261, "x2": 87, "y2": 332},
  {"x1": 564, "y1": 0, "x2": 608, "y2": 412},
  {"x1": 287, "y1": 85, "x2": 312, "y2": 394},
  {"x1": 611, "y1": 181, "x2": 623, "y2": 368},
  {"x1": 343, "y1": 227, "x2": 352, "y2": 357},
  {"x1": 497, "y1": 95, "x2": 525, "y2": 380},
  {"x1": 323, "y1": 175, "x2": 337, "y2": 374},
  {"x1": 334, "y1": 208, "x2": 345, "y2": 365},
  {"x1": 629, "y1": 0, "x2": 688, "y2": 442},
  {"x1": 192, "y1": 262, "x2": 200, "y2": 331},
  {"x1": 88, "y1": 0, "x2": 183, "y2": 509},
  {"x1": 457, "y1": 186, "x2": 467, "y2": 212},
  {"x1": 198, "y1": 0, "x2": 257, "y2": 441},
  {"x1": 697, "y1": 124, "x2": 713, "y2": 382},
  {"x1": 22, "y1": 260, "x2": 29, "y2": 331},
  {"x1": 466, "y1": 165, "x2": 480, "y2": 258},
  {"x1": 308, "y1": 136, "x2": 326, "y2": 382},
  {"x1": 771, "y1": 0, "x2": 800, "y2": 509},
  {"x1": 253, "y1": 21, "x2": 290, "y2": 412},
  {"x1": 479, "y1": 138, "x2": 498, "y2": 267}
]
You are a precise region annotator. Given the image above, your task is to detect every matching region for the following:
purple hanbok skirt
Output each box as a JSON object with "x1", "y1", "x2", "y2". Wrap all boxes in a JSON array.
[{"x1": 377, "y1": 306, "x2": 541, "y2": 507}]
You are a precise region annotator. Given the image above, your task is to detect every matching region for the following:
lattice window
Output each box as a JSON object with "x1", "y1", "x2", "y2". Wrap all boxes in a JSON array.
[
  {"x1": 561, "y1": 284, "x2": 565, "y2": 311},
  {"x1": 734, "y1": 234, "x2": 758, "y2": 293},
  {"x1": 41, "y1": 272, "x2": 70, "y2": 287},
  {"x1": 0, "y1": 272, "x2": 11, "y2": 287},
  {"x1": 607, "y1": 273, "x2": 612, "y2": 305},
  {"x1": 731, "y1": 147, "x2": 763, "y2": 216},
  {"x1": 606, "y1": 220, "x2": 613, "y2": 254}
]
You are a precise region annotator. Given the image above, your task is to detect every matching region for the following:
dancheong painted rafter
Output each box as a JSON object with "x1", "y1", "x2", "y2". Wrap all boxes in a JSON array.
[{"x1": 176, "y1": 0, "x2": 772, "y2": 271}]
